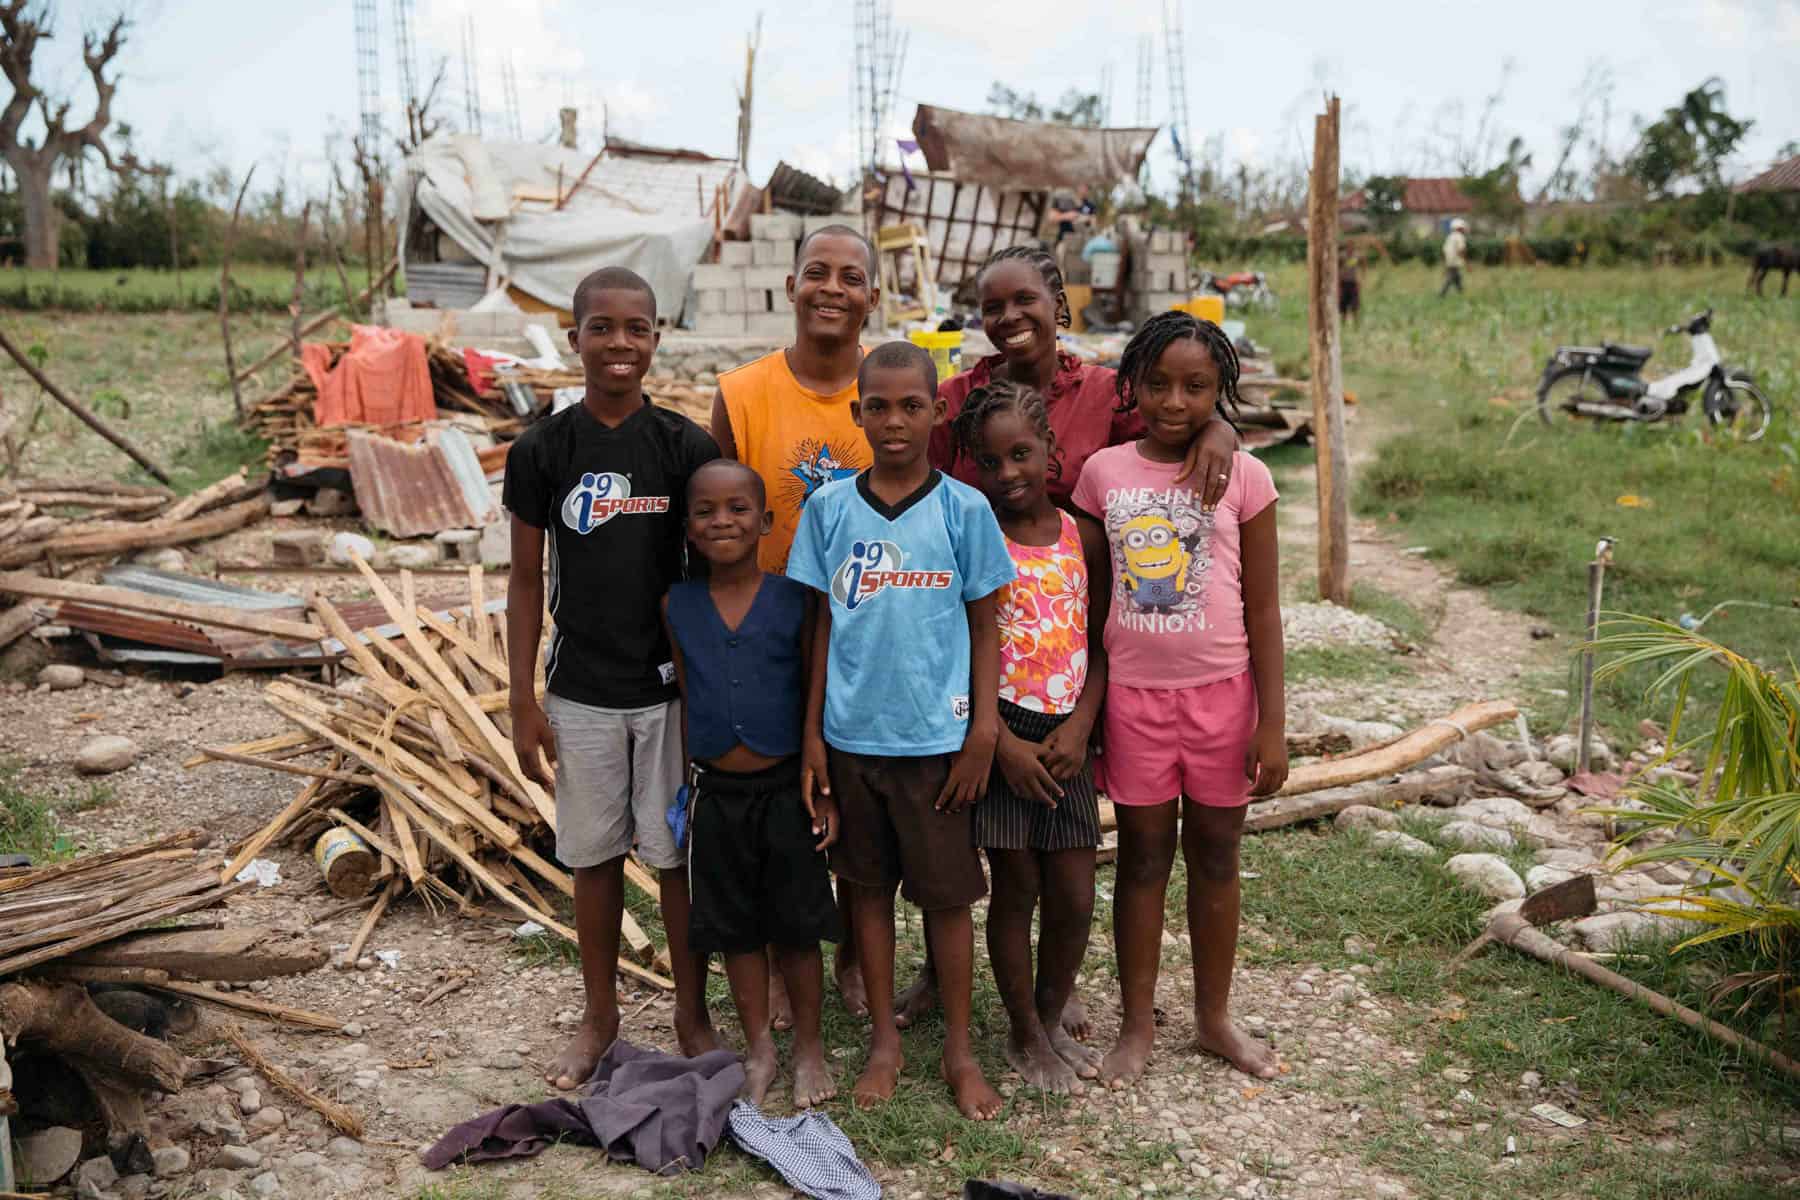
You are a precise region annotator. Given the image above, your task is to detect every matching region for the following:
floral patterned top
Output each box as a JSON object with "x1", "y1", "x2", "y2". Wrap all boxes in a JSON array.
[{"x1": 997, "y1": 510, "x2": 1089, "y2": 714}]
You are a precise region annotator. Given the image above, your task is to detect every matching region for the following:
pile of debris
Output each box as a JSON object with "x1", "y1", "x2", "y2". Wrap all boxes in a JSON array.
[
  {"x1": 0, "y1": 830, "x2": 339, "y2": 1186},
  {"x1": 190, "y1": 555, "x2": 672, "y2": 989},
  {"x1": 0, "y1": 473, "x2": 268, "y2": 573}
]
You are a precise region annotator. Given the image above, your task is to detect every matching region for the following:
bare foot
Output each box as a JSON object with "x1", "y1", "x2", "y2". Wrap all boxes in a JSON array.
[
  {"x1": 1047, "y1": 1022, "x2": 1102, "y2": 1080},
  {"x1": 892, "y1": 969, "x2": 938, "y2": 1029},
  {"x1": 943, "y1": 1054, "x2": 1004, "y2": 1120},
  {"x1": 834, "y1": 953, "x2": 869, "y2": 1019},
  {"x1": 1194, "y1": 1015, "x2": 1279, "y2": 1079},
  {"x1": 852, "y1": 1044, "x2": 902, "y2": 1108},
  {"x1": 544, "y1": 1009, "x2": 618, "y2": 1090},
  {"x1": 1099, "y1": 1022, "x2": 1154, "y2": 1088},
  {"x1": 742, "y1": 1035, "x2": 778, "y2": 1105},
  {"x1": 1004, "y1": 1027, "x2": 1083, "y2": 1096},
  {"x1": 675, "y1": 1010, "x2": 722, "y2": 1058},
  {"x1": 792, "y1": 1038, "x2": 838, "y2": 1108},
  {"x1": 769, "y1": 970, "x2": 794, "y2": 1033},
  {"x1": 1061, "y1": 996, "x2": 1091, "y2": 1041}
]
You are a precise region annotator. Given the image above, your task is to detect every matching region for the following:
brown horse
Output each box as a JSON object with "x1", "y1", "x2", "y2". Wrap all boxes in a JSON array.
[{"x1": 1748, "y1": 244, "x2": 1798, "y2": 297}]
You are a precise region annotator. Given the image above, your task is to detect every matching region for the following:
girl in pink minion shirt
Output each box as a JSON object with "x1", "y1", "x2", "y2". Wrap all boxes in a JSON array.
[{"x1": 1071, "y1": 310, "x2": 1288, "y2": 1085}]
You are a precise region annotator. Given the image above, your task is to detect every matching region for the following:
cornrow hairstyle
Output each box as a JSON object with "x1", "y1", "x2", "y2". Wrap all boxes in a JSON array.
[
  {"x1": 976, "y1": 244, "x2": 1072, "y2": 329},
  {"x1": 1113, "y1": 311, "x2": 1243, "y2": 429},
  {"x1": 949, "y1": 378, "x2": 1064, "y2": 482}
]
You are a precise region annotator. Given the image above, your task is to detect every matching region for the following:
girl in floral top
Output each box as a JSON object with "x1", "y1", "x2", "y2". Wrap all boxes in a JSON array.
[{"x1": 951, "y1": 379, "x2": 1111, "y2": 1096}]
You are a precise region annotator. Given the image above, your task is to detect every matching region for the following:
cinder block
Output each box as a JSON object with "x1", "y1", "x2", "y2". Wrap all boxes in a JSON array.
[
  {"x1": 434, "y1": 528, "x2": 483, "y2": 564},
  {"x1": 722, "y1": 290, "x2": 753, "y2": 314},
  {"x1": 695, "y1": 312, "x2": 748, "y2": 335},
  {"x1": 752, "y1": 240, "x2": 790, "y2": 266},
  {"x1": 767, "y1": 288, "x2": 793, "y2": 313},
  {"x1": 1146, "y1": 253, "x2": 1187, "y2": 275},
  {"x1": 742, "y1": 266, "x2": 791, "y2": 290},
  {"x1": 1145, "y1": 291, "x2": 1186, "y2": 311},
  {"x1": 750, "y1": 212, "x2": 802, "y2": 241},
  {"x1": 691, "y1": 262, "x2": 745, "y2": 289},
  {"x1": 745, "y1": 312, "x2": 794, "y2": 337},
  {"x1": 271, "y1": 530, "x2": 325, "y2": 567},
  {"x1": 1150, "y1": 230, "x2": 1181, "y2": 254},
  {"x1": 717, "y1": 240, "x2": 754, "y2": 266},
  {"x1": 698, "y1": 290, "x2": 727, "y2": 314},
  {"x1": 802, "y1": 213, "x2": 845, "y2": 236}
]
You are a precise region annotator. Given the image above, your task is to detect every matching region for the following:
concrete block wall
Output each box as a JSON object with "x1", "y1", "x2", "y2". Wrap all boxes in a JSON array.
[{"x1": 693, "y1": 213, "x2": 808, "y2": 337}]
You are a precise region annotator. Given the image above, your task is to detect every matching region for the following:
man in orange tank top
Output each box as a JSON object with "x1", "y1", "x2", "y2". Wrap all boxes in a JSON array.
[{"x1": 711, "y1": 224, "x2": 879, "y2": 1020}]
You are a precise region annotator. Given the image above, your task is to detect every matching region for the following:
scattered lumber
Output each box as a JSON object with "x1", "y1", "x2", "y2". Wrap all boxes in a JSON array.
[
  {"x1": 0, "y1": 565, "x2": 321, "y2": 641},
  {"x1": 1243, "y1": 765, "x2": 1474, "y2": 833},
  {"x1": 195, "y1": 560, "x2": 677, "y2": 991},
  {"x1": 58, "y1": 926, "x2": 327, "y2": 982},
  {"x1": 0, "y1": 479, "x2": 269, "y2": 570}
]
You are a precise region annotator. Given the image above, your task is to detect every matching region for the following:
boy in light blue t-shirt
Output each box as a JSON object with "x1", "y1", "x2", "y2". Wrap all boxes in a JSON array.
[{"x1": 787, "y1": 341, "x2": 1015, "y2": 1122}]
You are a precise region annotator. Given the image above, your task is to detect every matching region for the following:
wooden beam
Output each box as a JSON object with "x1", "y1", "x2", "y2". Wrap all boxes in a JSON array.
[
  {"x1": 1307, "y1": 95, "x2": 1349, "y2": 604},
  {"x1": 1277, "y1": 700, "x2": 1517, "y2": 796},
  {"x1": 0, "y1": 567, "x2": 323, "y2": 642},
  {"x1": 0, "y1": 327, "x2": 171, "y2": 483},
  {"x1": 57, "y1": 926, "x2": 327, "y2": 982}
]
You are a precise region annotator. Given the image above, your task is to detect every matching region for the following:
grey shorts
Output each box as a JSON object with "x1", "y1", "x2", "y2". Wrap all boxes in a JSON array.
[{"x1": 543, "y1": 694, "x2": 684, "y2": 870}]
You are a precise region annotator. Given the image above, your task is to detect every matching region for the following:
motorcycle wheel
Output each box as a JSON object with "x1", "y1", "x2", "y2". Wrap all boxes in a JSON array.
[
  {"x1": 1537, "y1": 367, "x2": 1619, "y2": 427},
  {"x1": 1704, "y1": 376, "x2": 1773, "y2": 442}
]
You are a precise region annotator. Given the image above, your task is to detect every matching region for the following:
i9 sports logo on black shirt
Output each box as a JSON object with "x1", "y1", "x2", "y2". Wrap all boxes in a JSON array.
[
  {"x1": 561, "y1": 472, "x2": 670, "y2": 534},
  {"x1": 830, "y1": 539, "x2": 952, "y2": 611}
]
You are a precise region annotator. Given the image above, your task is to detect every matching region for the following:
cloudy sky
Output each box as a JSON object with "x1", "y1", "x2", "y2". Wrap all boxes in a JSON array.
[{"x1": 18, "y1": 0, "x2": 1800, "y2": 200}]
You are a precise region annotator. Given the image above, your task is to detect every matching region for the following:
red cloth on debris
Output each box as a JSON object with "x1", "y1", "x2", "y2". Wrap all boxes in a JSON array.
[
  {"x1": 304, "y1": 325, "x2": 437, "y2": 428},
  {"x1": 461, "y1": 347, "x2": 503, "y2": 398}
]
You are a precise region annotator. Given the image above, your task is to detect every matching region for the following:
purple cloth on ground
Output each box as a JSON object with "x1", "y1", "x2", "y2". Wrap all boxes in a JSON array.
[{"x1": 420, "y1": 1039, "x2": 746, "y2": 1175}]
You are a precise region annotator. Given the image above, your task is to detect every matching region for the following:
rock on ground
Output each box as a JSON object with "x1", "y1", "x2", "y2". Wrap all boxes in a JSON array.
[
  {"x1": 213, "y1": 1146, "x2": 263, "y2": 1171},
  {"x1": 1445, "y1": 853, "x2": 1526, "y2": 900},
  {"x1": 1283, "y1": 602, "x2": 1396, "y2": 650},
  {"x1": 1545, "y1": 732, "x2": 1613, "y2": 771},
  {"x1": 1436, "y1": 820, "x2": 1515, "y2": 851},
  {"x1": 151, "y1": 1145, "x2": 191, "y2": 1177},
  {"x1": 75, "y1": 734, "x2": 139, "y2": 775},
  {"x1": 15, "y1": 1126, "x2": 83, "y2": 1185},
  {"x1": 1525, "y1": 864, "x2": 1580, "y2": 892},
  {"x1": 1335, "y1": 804, "x2": 1400, "y2": 832},
  {"x1": 1370, "y1": 830, "x2": 1435, "y2": 857},
  {"x1": 75, "y1": 1156, "x2": 118, "y2": 1200},
  {"x1": 38, "y1": 663, "x2": 85, "y2": 690}
]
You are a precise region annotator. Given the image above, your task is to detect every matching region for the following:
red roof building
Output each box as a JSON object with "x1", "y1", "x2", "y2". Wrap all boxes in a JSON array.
[{"x1": 1735, "y1": 155, "x2": 1800, "y2": 194}]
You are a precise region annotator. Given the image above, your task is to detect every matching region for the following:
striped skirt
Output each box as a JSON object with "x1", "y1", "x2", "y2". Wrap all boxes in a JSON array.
[{"x1": 973, "y1": 699, "x2": 1101, "y2": 852}]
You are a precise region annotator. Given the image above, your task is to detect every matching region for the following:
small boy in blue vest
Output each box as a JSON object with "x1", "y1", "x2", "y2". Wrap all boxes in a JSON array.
[{"x1": 663, "y1": 459, "x2": 842, "y2": 1107}]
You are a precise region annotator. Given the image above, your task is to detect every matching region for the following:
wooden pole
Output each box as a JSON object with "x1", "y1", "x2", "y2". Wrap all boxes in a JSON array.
[
  {"x1": 0, "y1": 327, "x2": 171, "y2": 484},
  {"x1": 1307, "y1": 95, "x2": 1349, "y2": 604},
  {"x1": 289, "y1": 201, "x2": 312, "y2": 364},
  {"x1": 219, "y1": 165, "x2": 256, "y2": 419}
]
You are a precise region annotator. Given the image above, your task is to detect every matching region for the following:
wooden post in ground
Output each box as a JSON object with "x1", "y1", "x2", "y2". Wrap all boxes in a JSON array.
[
  {"x1": 0, "y1": 327, "x2": 172, "y2": 484},
  {"x1": 289, "y1": 202, "x2": 312, "y2": 363},
  {"x1": 219, "y1": 165, "x2": 256, "y2": 419},
  {"x1": 1306, "y1": 94, "x2": 1349, "y2": 605}
]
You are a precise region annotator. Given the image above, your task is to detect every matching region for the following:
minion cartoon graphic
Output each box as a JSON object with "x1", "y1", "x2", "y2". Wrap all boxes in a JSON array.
[{"x1": 1119, "y1": 512, "x2": 1190, "y2": 611}]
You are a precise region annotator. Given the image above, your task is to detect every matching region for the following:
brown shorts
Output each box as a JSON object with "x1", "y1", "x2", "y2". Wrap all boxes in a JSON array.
[{"x1": 826, "y1": 747, "x2": 987, "y2": 911}]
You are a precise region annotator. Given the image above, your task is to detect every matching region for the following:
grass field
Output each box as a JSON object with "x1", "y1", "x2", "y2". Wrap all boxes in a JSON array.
[
  {"x1": 0, "y1": 263, "x2": 377, "y2": 313},
  {"x1": 1245, "y1": 260, "x2": 1798, "y2": 736}
]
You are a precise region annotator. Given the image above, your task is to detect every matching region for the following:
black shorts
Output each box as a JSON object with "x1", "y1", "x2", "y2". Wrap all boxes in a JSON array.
[
  {"x1": 687, "y1": 758, "x2": 841, "y2": 955},
  {"x1": 973, "y1": 700, "x2": 1102, "y2": 852},
  {"x1": 826, "y1": 747, "x2": 987, "y2": 911}
]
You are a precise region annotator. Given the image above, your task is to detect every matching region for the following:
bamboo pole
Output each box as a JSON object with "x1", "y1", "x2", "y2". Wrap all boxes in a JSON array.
[
  {"x1": 1307, "y1": 94, "x2": 1349, "y2": 604},
  {"x1": 0, "y1": 327, "x2": 171, "y2": 484}
]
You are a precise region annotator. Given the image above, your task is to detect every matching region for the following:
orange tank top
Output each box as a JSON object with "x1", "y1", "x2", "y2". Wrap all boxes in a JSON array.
[{"x1": 718, "y1": 349, "x2": 871, "y2": 573}]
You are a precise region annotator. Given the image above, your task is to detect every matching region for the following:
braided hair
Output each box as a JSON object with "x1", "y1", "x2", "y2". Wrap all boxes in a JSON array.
[
  {"x1": 949, "y1": 378, "x2": 1063, "y2": 482},
  {"x1": 976, "y1": 244, "x2": 1071, "y2": 329},
  {"x1": 1114, "y1": 310, "x2": 1243, "y2": 427}
]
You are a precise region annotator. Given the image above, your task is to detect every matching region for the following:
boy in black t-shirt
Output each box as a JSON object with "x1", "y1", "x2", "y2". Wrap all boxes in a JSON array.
[{"x1": 504, "y1": 267, "x2": 721, "y2": 1090}]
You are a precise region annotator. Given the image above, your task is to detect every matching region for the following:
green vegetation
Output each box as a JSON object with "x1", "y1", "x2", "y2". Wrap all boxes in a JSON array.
[
  {"x1": 0, "y1": 264, "x2": 354, "y2": 314},
  {"x1": 0, "y1": 759, "x2": 81, "y2": 863},
  {"x1": 1248, "y1": 261, "x2": 1796, "y2": 739}
]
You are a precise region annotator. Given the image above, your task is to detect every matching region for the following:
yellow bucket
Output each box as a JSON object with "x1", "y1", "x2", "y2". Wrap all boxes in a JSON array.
[
  {"x1": 907, "y1": 330, "x2": 962, "y2": 381},
  {"x1": 1173, "y1": 294, "x2": 1226, "y2": 324}
]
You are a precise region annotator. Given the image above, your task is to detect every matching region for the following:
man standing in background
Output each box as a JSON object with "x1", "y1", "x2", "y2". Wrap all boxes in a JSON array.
[{"x1": 1440, "y1": 218, "x2": 1469, "y2": 298}]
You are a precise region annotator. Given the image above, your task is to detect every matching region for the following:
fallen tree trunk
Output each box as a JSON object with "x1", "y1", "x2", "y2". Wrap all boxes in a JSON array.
[
  {"x1": 1277, "y1": 700, "x2": 1519, "y2": 796},
  {"x1": 0, "y1": 981, "x2": 187, "y2": 1092},
  {"x1": 1244, "y1": 765, "x2": 1474, "y2": 832},
  {"x1": 1487, "y1": 911, "x2": 1800, "y2": 1083}
]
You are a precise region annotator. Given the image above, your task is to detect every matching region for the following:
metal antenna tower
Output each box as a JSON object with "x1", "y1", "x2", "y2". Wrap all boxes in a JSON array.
[
  {"x1": 1135, "y1": 34, "x2": 1153, "y2": 126},
  {"x1": 353, "y1": 0, "x2": 382, "y2": 147},
  {"x1": 1162, "y1": 0, "x2": 1196, "y2": 202},
  {"x1": 852, "y1": 0, "x2": 906, "y2": 174},
  {"x1": 461, "y1": 15, "x2": 482, "y2": 135},
  {"x1": 502, "y1": 52, "x2": 523, "y2": 140},
  {"x1": 391, "y1": 0, "x2": 418, "y2": 123}
]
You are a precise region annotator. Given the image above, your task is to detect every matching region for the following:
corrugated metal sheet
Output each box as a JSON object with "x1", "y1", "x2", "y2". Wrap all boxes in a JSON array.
[
  {"x1": 100, "y1": 565, "x2": 303, "y2": 610},
  {"x1": 405, "y1": 261, "x2": 489, "y2": 309},
  {"x1": 346, "y1": 427, "x2": 499, "y2": 538},
  {"x1": 1737, "y1": 155, "x2": 1800, "y2": 194}
]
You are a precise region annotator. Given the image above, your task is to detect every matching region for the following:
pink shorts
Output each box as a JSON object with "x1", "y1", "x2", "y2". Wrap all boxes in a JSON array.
[{"x1": 1098, "y1": 671, "x2": 1258, "y2": 807}]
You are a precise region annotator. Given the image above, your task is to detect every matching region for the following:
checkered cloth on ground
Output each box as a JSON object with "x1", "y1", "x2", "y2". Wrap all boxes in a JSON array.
[{"x1": 726, "y1": 1100, "x2": 880, "y2": 1200}]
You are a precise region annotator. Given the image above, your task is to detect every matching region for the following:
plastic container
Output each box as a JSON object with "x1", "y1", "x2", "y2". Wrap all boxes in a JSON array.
[
  {"x1": 907, "y1": 329, "x2": 962, "y2": 380},
  {"x1": 314, "y1": 826, "x2": 376, "y2": 900},
  {"x1": 1174, "y1": 294, "x2": 1226, "y2": 324}
]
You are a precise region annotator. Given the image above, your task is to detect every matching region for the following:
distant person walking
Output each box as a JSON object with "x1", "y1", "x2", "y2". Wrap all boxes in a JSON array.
[
  {"x1": 1439, "y1": 218, "x2": 1468, "y2": 298},
  {"x1": 1337, "y1": 248, "x2": 1361, "y2": 324}
]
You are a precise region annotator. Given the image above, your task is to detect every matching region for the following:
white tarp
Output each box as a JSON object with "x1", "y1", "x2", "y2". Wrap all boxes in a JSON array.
[{"x1": 400, "y1": 134, "x2": 741, "y2": 319}]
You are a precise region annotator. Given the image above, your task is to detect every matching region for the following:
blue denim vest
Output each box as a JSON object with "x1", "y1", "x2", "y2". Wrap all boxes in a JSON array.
[{"x1": 665, "y1": 574, "x2": 807, "y2": 761}]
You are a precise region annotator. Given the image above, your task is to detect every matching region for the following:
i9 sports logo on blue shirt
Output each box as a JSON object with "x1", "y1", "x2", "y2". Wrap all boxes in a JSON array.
[
  {"x1": 830, "y1": 539, "x2": 952, "y2": 611},
  {"x1": 561, "y1": 472, "x2": 670, "y2": 534}
]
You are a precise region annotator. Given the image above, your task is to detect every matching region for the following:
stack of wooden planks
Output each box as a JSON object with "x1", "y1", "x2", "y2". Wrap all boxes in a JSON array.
[
  {"x1": 0, "y1": 472, "x2": 269, "y2": 571},
  {"x1": 189, "y1": 554, "x2": 673, "y2": 989}
]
